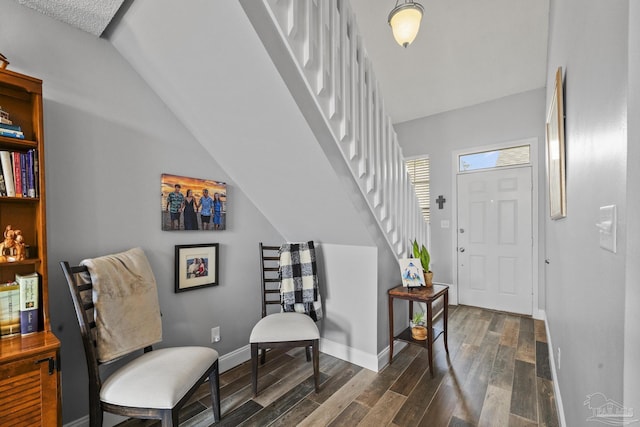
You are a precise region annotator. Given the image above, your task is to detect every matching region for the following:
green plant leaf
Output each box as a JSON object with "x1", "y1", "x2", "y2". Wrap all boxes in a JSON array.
[
  {"x1": 412, "y1": 311, "x2": 425, "y2": 324},
  {"x1": 412, "y1": 240, "x2": 420, "y2": 258},
  {"x1": 421, "y1": 244, "x2": 430, "y2": 271}
]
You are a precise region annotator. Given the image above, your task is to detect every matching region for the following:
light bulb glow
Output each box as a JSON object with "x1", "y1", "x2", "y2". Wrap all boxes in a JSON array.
[{"x1": 388, "y1": 2, "x2": 424, "y2": 48}]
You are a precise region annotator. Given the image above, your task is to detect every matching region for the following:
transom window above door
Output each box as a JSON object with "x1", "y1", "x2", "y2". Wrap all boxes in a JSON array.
[{"x1": 458, "y1": 145, "x2": 530, "y2": 172}]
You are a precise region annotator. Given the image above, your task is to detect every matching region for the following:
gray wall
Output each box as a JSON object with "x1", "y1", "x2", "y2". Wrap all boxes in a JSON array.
[
  {"x1": 545, "y1": 0, "x2": 629, "y2": 425},
  {"x1": 394, "y1": 88, "x2": 547, "y2": 308},
  {"x1": 625, "y1": 1, "x2": 640, "y2": 415},
  {"x1": 107, "y1": 0, "x2": 400, "y2": 369},
  {"x1": 0, "y1": 1, "x2": 283, "y2": 423}
]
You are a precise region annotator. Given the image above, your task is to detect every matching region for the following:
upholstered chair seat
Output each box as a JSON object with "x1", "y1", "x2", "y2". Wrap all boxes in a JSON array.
[
  {"x1": 249, "y1": 312, "x2": 319, "y2": 344},
  {"x1": 101, "y1": 347, "x2": 219, "y2": 408}
]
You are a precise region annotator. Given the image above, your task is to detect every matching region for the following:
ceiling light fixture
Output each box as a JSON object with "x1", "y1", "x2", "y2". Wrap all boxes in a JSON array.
[{"x1": 388, "y1": 0, "x2": 424, "y2": 48}]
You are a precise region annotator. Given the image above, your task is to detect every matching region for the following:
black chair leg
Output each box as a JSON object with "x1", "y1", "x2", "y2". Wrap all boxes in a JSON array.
[
  {"x1": 210, "y1": 360, "x2": 221, "y2": 422},
  {"x1": 305, "y1": 346, "x2": 311, "y2": 362},
  {"x1": 312, "y1": 339, "x2": 320, "y2": 393},
  {"x1": 251, "y1": 343, "x2": 259, "y2": 397},
  {"x1": 90, "y1": 395, "x2": 102, "y2": 427}
]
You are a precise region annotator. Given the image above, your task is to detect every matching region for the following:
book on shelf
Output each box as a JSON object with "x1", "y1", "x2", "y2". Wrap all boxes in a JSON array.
[
  {"x1": 32, "y1": 149, "x2": 39, "y2": 197},
  {"x1": 26, "y1": 150, "x2": 35, "y2": 197},
  {"x1": 0, "y1": 151, "x2": 15, "y2": 196},
  {"x1": 0, "y1": 108, "x2": 8, "y2": 120},
  {"x1": 20, "y1": 152, "x2": 27, "y2": 197},
  {"x1": 0, "y1": 166, "x2": 6, "y2": 196},
  {"x1": 0, "y1": 123, "x2": 21, "y2": 132},
  {"x1": 0, "y1": 117, "x2": 12, "y2": 125},
  {"x1": 0, "y1": 150, "x2": 39, "y2": 198},
  {"x1": 0, "y1": 128, "x2": 24, "y2": 139},
  {"x1": 0, "y1": 282, "x2": 20, "y2": 338},
  {"x1": 12, "y1": 151, "x2": 22, "y2": 197},
  {"x1": 16, "y1": 272, "x2": 38, "y2": 335}
]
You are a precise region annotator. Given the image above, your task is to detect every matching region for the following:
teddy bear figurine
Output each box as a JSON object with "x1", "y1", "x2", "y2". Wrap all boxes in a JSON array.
[
  {"x1": 14, "y1": 232, "x2": 25, "y2": 261},
  {"x1": 0, "y1": 225, "x2": 25, "y2": 261}
]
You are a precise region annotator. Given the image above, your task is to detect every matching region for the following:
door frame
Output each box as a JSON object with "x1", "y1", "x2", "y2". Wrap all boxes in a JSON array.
[{"x1": 450, "y1": 137, "x2": 541, "y2": 318}]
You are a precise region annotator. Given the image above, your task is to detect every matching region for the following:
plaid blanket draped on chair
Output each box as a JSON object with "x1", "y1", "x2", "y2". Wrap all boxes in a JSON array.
[{"x1": 279, "y1": 241, "x2": 323, "y2": 321}]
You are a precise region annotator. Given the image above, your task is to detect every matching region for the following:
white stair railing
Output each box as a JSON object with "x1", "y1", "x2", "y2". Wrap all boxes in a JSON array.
[{"x1": 248, "y1": 0, "x2": 428, "y2": 257}]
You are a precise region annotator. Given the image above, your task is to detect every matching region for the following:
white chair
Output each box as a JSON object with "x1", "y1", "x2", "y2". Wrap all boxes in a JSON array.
[
  {"x1": 249, "y1": 243, "x2": 320, "y2": 397},
  {"x1": 61, "y1": 255, "x2": 221, "y2": 427}
]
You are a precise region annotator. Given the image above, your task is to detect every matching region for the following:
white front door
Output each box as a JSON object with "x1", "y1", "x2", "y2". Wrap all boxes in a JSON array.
[{"x1": 457, "y1": 166, "x2": 533, "y2": 315}]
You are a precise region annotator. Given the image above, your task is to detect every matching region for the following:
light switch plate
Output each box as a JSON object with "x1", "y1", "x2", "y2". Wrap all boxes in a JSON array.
[{"x1": 598, "y1": 205, "x2": 617, "y2": 253}]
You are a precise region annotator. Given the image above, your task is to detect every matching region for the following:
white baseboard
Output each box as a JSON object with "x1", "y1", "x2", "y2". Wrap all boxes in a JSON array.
[
  {"x1": 63, "y1": 413, "x2": 127, "y2": 427},
  {"x1": 224, "y1": 340, "x2": 382, "y2": 374},
  {"x1": 63, "y1": 415, "x2": 89, "y2": 427},
  {"x1": 377, "y1": 341, "x2": 408, "y2": 371},
  {"x1": 219, "y1": 344, "x2": 251, "y2": 373},
  {"x1": 539, "y1": 310, "x2": 567, "y2": 427},
  {"x1": 319, "y1": 338, "x2": 380, "y2": 372}
]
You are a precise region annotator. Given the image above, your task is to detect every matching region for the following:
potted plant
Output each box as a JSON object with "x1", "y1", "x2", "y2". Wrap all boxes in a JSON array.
[
  {"x1": 412, "y1": 239, "x2": 433, "y2": 287},
  {"x1": 410, "y1": 311, "x2": 427, "y2": 340}
]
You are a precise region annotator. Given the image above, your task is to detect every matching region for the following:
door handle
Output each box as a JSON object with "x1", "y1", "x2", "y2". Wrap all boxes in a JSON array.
[{"x1": 459, "y1": 247, "x2": 465, "y2": 252}]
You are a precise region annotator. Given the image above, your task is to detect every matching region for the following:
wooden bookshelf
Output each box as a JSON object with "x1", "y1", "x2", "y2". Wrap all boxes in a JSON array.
[{"x1": 0, "y1": 68, "x2": 60, "y2": 426}]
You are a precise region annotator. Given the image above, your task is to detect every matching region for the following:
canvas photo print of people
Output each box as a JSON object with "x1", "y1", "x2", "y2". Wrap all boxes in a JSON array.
[{"x1": 161, "y1": 173, "x2": 227, "y2": 231}]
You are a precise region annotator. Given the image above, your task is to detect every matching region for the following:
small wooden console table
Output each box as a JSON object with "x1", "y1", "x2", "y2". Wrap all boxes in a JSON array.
[{"x1": 388, "y1": 284, "x2": 449, "y2": 377}]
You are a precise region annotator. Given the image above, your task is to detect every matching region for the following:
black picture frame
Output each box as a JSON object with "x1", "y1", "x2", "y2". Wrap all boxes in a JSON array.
[{"x1": 175, "y1": 243, "x2": 219, "y2": 292}]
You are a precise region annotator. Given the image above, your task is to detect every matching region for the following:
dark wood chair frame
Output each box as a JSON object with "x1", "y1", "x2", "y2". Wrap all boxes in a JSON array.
[
  {"x1": 251, "y1": 243, "x2": 320, "y2": 397},
  {"x1": 61, "y1": 261, "x2": 221, "y2": 427}
]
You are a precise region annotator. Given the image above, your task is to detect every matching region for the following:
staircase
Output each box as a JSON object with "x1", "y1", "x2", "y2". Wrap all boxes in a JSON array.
[{"x1": 240, "y1": 0, "x2": 429, "y2": 259}]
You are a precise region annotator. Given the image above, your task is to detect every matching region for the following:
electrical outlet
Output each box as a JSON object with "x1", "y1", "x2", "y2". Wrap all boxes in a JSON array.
[
  {"x1": 557, "y1": 347, "x2": 561, "y2": 370},
  {"x1": 211, "y1": 326, "x2": 220, "y2": 343}
]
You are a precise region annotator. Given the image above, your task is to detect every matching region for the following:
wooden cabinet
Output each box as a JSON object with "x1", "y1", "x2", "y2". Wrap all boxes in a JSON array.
[{"x1": 0, "y1": 69, "x2": 60, "y2": 426}]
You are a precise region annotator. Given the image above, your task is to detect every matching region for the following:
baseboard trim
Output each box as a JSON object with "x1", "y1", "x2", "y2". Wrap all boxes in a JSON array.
[
  {"x1": 64, "y1": 413, "x2": 127, "y2": 427},
  {"x1": 539, "y1": 309, "x2": 567, "y2": 427},
  {"x1": 63, "y1": 415, "x2": 88, "y2": 427},
  {"x1": 319, "y1": 338, "x2": 379, "y2": 372},
  {"x1": 377, "y1": 341, "x2": 408, "y2": 371},
  {"x1": 219, "y1": 344, "x2": 251, "y2": 373}
]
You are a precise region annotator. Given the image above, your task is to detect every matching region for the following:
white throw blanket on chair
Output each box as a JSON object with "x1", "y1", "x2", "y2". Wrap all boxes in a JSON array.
[{"x1": 80, "y1": 247, "x2": 162, "y2": 363}]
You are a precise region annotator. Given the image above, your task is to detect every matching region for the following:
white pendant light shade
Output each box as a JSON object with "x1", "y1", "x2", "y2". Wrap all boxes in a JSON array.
[{"x1": 388, "y1": 1, "x2": 424, "y2": 48}]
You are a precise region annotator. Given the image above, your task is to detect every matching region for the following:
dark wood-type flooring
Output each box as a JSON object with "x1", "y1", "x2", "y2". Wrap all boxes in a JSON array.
[{"x1": 117, "y1": 305, "x2": 559, "y2": 426}]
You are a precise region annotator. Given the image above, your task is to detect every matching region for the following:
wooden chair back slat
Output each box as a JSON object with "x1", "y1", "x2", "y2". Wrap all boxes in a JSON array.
[{"x1": 259, "y1": 243, "x2": 283, "y2": 318}]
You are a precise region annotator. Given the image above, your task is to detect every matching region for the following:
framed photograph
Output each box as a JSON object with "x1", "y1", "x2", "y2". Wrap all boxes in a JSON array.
[
  {"x1": 399, "y1": 258, "x2": 425, "y2": 287},
  {"x1": 175, "y1": 243, "x2": 219, "y2": 292},
  {"x1": 546, "y1": 67, "x2": 567, "y2": 219},
  {"x1": 162, "y1": 173, "x2": 227, "y2": 231}
]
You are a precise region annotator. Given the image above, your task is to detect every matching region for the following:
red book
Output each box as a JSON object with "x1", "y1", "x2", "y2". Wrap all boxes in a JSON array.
[{"x1": 12, "y1": 152, "x2": 21, "y2": 198}]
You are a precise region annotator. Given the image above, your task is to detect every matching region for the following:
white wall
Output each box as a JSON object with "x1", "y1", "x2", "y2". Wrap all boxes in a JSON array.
[
  {"x1": 316, "y1": 243, "x2": 379, "y2": 370},
  {"x1": 545, "y1": 0, "x2": 629, "y2": 425},
  {"x1": 394, "y1": 88, "x2": 547, "y2": 308},
  {"x1": 0, "y1": 1, "x2": 284, "y2": 423}
]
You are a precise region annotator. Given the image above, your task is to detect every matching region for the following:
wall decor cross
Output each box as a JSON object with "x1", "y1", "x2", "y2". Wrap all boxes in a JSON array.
[{"x1": 436, "y1": 195, "x2": 446, "y2": 209}]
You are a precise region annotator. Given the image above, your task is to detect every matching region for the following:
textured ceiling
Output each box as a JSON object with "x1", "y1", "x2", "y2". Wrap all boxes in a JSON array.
[{"x1": 16, "y1": 0, "x2": 124, "y2": 36}]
